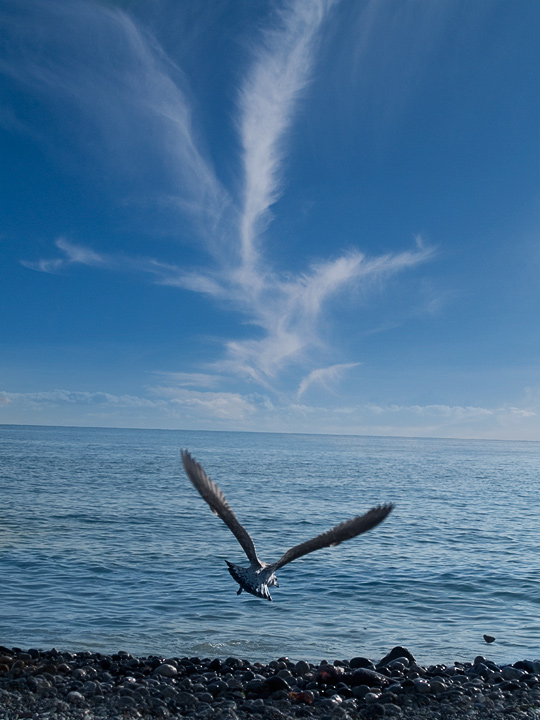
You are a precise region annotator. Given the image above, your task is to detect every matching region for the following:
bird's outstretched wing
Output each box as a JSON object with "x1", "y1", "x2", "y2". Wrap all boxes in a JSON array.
[
  {"x1": 272, "y1": 503, "x2": 393, "y2": 571},
  {"x1": 181, "y1": 450, "x2": 260, "y2": 565}
]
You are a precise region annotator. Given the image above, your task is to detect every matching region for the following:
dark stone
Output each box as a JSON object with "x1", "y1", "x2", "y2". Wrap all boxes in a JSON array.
[
  {"x1": 499, "y1": 680, "x2": 522, "y2": 691},
  {"x1": 377, "y1": 647, "x2": 416, "y2": 669},
  {"x1": 294, "y1": 660, "x2": 311, "y2": 676},
  {"x1": 176, "y1": 691, "x2": 198, "y2": 707},
  {"x1": 208, "y1": 680, "x2": 228, "y2": 696},
  {"x1": 344, "y1": 668, "x2": 391, "y2": 688},
  {"x1": 349, "y1": 657, "x2": 375, "y2": 670},
  {"x1": 514, "y1": 660, "x2": 536, "y2": 672},
  {"x1": 262, "y1": 675, "x2": 290, "y2": 692},
  {"x1": 115, "y1": 695, "x2": 137, "y2": 709},
  {"x1": 246, "y1": 679, "x2": 266, "y2": 693},
  {"x1": 364, "y1": 702, "x2": 386, "y2": 717}
]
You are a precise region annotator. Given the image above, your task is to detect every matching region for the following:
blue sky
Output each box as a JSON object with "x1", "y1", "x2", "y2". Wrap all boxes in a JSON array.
[{"x1": 1, "y1": 0, "x2": 539, "y2": 440}]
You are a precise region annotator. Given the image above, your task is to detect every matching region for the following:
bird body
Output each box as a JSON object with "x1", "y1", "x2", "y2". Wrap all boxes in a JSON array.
[
  {"x1": 181, "y1": 449, "x2": 393, "y2": 601},
  {"x1": 225, "y1": 560, "x2": 278, "y2": 601}
]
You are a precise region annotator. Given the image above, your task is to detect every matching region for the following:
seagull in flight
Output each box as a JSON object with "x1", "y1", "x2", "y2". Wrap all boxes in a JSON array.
[{"x1": 181, "y1": 449, "x2": 393, "y2": 601}]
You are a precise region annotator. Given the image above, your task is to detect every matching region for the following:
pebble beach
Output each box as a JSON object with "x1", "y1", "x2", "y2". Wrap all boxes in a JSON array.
[{"x1": 2, "y1": 646, "x2": 540, "y2": 720}]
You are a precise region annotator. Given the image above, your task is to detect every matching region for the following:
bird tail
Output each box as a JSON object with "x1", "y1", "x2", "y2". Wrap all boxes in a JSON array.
[{"x1": 226, "y1": 561, "x2": 273, "y2": 601}]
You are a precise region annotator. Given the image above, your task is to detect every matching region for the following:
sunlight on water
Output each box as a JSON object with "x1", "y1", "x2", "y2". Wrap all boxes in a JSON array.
[{"x1": 1, "y1": 425, "x2": 539, "y2": 665}]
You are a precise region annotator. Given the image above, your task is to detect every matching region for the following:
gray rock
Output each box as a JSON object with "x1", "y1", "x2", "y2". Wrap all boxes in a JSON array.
[
  {"x1": 208, "y1": 679, "x2": 229, "y2": 696},
  {"x1": 412, "y1": 678, "x2": 431, "y2": 693},
  {"x1": 501, "y1": 665, "x2": 526, "y2": 681},
  {"x1": 382, "y1": 703, "x2": 401, "y2": 715},
  {"x1": 66, "y1": 690, "x2": 85, "y2": 704},
  {"x1": 197, "y1": 692, "x2": 214, "y2": 703},
  {"x1": 154, "y1": 662, "x2": 178, "y2": 678},
  {"x1": 429, "y1": 680, "x2": 447, "y2": 694},
  {"x1": 177, "y1": 691, "x2": 199, "y2": 707},
  {"x1": 115, "y1": 695, "x2": 137, "y2": 709},
  {"x1": 295, "y1": 660, "x2": 311, "y2": 676},
  {"x1": 81, "y1": 680, "x2": 97, "y2": 696},
  {"x1": 365, "y1": 692, "x2": 381, "y2": 704}
]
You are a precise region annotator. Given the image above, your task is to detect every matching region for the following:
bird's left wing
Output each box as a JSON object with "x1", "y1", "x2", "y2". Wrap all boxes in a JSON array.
[
  {"x1": 272, "y1": 503, "x2": 393, "y2": 571},
  {"x1": 181, "y1": 450, "x2": 260, "y2": 565}
]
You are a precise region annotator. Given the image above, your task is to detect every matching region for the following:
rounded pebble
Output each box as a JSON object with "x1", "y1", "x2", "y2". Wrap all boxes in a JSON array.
[
  {"x1": 154, "y1": 662, "x2": 178, "y2": 677},
  {"x1": 66, "y1": 690, "x2": 84, "y2": 704}
]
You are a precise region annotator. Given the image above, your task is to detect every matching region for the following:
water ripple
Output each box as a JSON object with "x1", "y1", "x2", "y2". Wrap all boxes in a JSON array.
[{"x1": 1, "y1": 425, "x2": 540, "y2": 665}]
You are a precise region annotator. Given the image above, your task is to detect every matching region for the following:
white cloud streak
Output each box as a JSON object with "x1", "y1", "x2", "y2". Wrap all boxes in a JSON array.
[
  {"x1": 0, "y1": 0, "x2": 228, "y2": 233},
  {"x1": 297, "y1": 362, "x2": 360, "y2": 398},
  {"x1": 238, "y1": 0, "x2": 336, "y2": 279},
  {"x1": 148, "y1": 386, "x2": 256, "y2": 421},
  {"x1": 153, "y1": 372, "x2": 224, "y2": 389},
  {"x1": 22, "y1": 237, "x2": 106, "y2": 273},
  {"x1": 216, "y1": 245, "x2": 432, "y2": 382}
]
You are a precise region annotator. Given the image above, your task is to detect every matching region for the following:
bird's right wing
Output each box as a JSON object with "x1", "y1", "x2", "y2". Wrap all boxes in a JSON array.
[
  {"x1": 181, "y1": 450, "x2": 260, "y2": 565},
  {"x1": 272, "y1": 503, "x2": 393, "y2": 571}
]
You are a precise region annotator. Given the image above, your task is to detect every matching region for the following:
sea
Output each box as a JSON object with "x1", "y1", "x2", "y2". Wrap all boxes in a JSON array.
[{"x1": 1, "y1": 424, "x2": 539, "y2": 667}]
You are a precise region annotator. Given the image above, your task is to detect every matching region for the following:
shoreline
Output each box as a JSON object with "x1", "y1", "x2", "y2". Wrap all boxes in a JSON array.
[{"x1": 1, "y1": 645, "x2": 540, "y2": 719}]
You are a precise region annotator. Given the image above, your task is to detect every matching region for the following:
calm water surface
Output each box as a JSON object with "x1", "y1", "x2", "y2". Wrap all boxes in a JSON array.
[{"x1": 1, "y1": 425, "x2": 539, "y2": 666}]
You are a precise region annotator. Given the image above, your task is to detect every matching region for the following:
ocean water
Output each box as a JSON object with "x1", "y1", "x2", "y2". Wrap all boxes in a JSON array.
[{"x1": 1, "y1": 424, "x2": 539, "y2": 667}]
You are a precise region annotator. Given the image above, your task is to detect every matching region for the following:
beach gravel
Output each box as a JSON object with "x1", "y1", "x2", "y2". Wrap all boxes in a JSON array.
[{"x1": 1, "y1": 645, "x2": 540, "y2": 719}]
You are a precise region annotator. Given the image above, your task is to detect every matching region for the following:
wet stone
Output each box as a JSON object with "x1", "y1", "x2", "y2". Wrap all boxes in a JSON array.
[
  {"x1": 177, "y1": 690, "x2": 199, "y2": 707},
  {"x1": 377, "y1": 647, "x2": 416, "y2": 669},
  {"x1": 209, "y1": 679, "x2": 229, "y2": 695},
  {"x1": 154, "y1": 662, "x2": 178, "y2": 678},
  {"x1": 412, "y1": 678, "x2": 431, "y2": 693},
  {"x1": 349, "y1": 657, "x2": 375, "y2": 670},
  {"x1": 295, "y1": 660, "x2": 311, "y2": 676},
  {"x1": 115, "y1": 694, "x2": 137, "y2": 709},
  {"x1": 502, "y1": 665, "x2": 527, "y2": 681},
  {"x1": 383, "y1": 703, "x2": 401, "y2": 715},
  {"x1": 66, "y1": 690, "x2": 85, "y2": 704}
]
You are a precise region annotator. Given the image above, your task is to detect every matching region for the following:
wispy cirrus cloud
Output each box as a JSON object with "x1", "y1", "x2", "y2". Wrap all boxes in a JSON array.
[
  {"x1": 298, "y1": 362, "x2": 360, "y2": 398},
  {"x1": 148, "y1": 386, "x2": 256, "y2": 421},
  {"x1": 16, "y1": 0, "x2": 433, "y2": 399},
  {"x1": 215, "y1": 245, "x2": 432, "y2": 383},
  {"x1": 1, "y1": 0, "x2": 228, "y2": 233},
  {"x1": 21, "y1": 237, "x2": 106, "y2": 274},
  {"x1": 237, "y1": 0, "x2": 336, "y2": 277}
]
